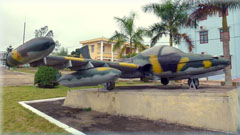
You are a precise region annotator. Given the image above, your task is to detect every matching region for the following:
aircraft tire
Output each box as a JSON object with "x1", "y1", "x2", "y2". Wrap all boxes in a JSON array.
[
  {"x1": 105, "y1": 81, "x2": 115, "y2": 91},
  {"x1": 161, "y1": 78, "x2": 169, "y2": 85},
  {"x1": 188, "y1": 78, "x2": 199, "y2": 89}
]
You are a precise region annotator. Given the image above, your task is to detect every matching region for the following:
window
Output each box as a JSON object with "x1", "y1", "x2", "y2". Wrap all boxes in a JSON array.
[
  {"x1": 91, "y1": 45, "x2": 94, "y2": 53},
  {"x1": 199, "y1": 31, "x2": 208, "y2": 44},
  {"x1": 219, "y1": 9, "x2": 228, "y2": 17},
  {"x1": 220, "y1": 28, "x2": 230, "y2": 41}
]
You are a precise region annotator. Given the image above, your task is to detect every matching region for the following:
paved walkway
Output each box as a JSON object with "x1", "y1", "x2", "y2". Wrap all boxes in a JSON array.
[{"x1": 1, "y1": 67, "x2": 34, "y2": 86}]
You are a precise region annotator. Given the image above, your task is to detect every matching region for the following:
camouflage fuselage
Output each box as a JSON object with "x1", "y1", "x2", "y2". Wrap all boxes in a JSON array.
[{"x1": 127, "y1": 45, "x2": 229, "y2": 80}]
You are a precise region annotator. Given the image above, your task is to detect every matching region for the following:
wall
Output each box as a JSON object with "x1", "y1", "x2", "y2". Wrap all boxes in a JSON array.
[{"x1": 64, "y1": 88, "x2": 239, "y2": 133}]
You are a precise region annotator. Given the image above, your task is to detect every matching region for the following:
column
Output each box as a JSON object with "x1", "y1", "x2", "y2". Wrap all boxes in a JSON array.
[
  {"x1": 100, "y1": 41, "x2": 103, "y2": 60},
  {"x1": 111, "y1": 43, "x2": 114, "y2": 61}
]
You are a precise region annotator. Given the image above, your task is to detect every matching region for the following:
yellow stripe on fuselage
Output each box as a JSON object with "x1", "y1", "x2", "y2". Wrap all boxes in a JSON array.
[
  {"x1": 65, "y1": 57, "x2": 85, "y2": 62},
  {"x1": 11, "y1": 49, "x2": 23, "y2": 62},
  {"x1": 119, "y1": 62, "x2": 139, "y2": 68},
  {"x1": 177, "y1": 57, "x2": 189, "y2": 72},
  {"x1": 149, "y1": 55, "x2": 163, "y2": 74},
  {"x1": 96, "y1": 67, "x2": 111, "y2": 71},
  {"x1": 203, "y1": 60, "x2": 212, "y2": 68}
]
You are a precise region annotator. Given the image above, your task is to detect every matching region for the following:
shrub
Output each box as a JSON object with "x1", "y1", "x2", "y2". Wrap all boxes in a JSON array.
[{"x1": 34, "y1": 66, "x2": 60, "y2": 88}]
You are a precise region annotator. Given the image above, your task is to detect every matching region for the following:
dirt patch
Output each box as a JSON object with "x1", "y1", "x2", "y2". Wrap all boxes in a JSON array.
[{"x1": 28, "y1": 99, "x2": 214, "y2": 134}]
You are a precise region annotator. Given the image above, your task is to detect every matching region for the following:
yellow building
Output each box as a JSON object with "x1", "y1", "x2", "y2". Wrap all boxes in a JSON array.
[{"x1": 80, "y1": 37, "x2": 136, "y2": 61}]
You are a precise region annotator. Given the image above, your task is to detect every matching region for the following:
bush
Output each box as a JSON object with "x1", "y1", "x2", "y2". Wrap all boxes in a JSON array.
[
  {"x1": 122, "y1": 52, "x2": 137, "y2": 58},
  {"x1": 34, "y1": 66, "x2": 60, "y2": 88}
]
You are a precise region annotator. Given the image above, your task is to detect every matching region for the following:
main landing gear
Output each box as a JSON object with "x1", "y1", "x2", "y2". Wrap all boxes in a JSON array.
[
  {"x1": 104, "y1": 81, "x2": 115, "y2": 91},
  {"x1": 161, "y1": 78, "x2": 169, "y2": 85},
  {"x1": 188, "y1": 78, "x2": 199, "y2": 89}
]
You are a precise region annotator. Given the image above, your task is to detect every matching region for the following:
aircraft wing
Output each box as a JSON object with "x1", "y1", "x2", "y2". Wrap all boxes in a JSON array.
[{"x1": 30, "y1": 55, "x2": 139, "y2": 72}]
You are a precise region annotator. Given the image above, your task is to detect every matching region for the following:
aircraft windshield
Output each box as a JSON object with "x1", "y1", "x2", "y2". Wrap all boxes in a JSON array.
[{"x1": 161, "y1": 46, "x2": 183, "y2": 55}]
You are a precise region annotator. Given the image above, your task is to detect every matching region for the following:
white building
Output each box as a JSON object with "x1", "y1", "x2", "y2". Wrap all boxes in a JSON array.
[{"x1": 179, "y1": 7, "x2": 240, "y2": 80}]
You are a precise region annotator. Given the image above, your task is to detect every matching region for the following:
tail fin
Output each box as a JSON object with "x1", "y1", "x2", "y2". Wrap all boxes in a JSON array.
[{"x1": 79, "y1": 45, "x2": 91, "y2": 59}]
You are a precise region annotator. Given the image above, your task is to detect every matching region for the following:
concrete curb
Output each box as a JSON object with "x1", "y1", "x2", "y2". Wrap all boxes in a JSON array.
[{"x1": 19, "y1": 97, "x2": 85, "y2": 135}]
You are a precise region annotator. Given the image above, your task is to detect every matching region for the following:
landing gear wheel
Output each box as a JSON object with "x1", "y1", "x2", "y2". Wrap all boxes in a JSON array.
[
  {"x1": 188, "y1": 78, "x2": 199, "y2": 89},
  {"x1": 105, "y1": 81, "x2": 115, "y2": 91},
  {"x1": 161, "y1": 78, "x2": 169, "y2": 85}
]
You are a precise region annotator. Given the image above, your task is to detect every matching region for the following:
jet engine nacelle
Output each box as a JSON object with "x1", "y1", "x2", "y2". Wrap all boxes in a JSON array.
[{"x1": 58, "y1": 67, "x2": 121, "y2": 87}]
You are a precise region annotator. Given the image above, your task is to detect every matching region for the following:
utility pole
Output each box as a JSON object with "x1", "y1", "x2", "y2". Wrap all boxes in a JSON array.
[{"x1": 23, "y1": 21, "x2": 26, "y2": 45}]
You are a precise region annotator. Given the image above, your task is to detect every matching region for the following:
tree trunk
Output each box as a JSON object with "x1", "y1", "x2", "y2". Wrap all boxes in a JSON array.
[
  {"x1": 169, "y1": 33, "x2": 173, "y2": 46},
  {"x1": 130, "y1": 38, "x2": 132, "y2": 56},
  {"x1": 222, "y1": 12, "x2": 232, "y2": 86}
]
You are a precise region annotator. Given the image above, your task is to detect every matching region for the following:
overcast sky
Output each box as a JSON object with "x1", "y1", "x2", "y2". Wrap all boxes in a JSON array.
[{"x1": 0, "y1": 0, "x2": 169, "y2": 52}]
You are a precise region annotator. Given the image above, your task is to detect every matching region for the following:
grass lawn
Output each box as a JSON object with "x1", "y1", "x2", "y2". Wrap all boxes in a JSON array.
[{"x1": 2, "y1": 81, "x2": 154, "y2": 134}]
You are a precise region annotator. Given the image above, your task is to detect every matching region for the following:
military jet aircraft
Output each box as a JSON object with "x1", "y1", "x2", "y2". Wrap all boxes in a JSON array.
[{"x1": 6, "y1": 37, "x2": 230, "y2": 90}]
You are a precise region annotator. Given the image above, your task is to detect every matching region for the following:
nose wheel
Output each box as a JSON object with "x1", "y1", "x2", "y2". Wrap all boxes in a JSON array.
[
  {"x1": 188, "y1": 78, "x2": 199, "y2": 89},
  {"x1": 104, "y1": 81, "x2": 115, "y2": 91}
]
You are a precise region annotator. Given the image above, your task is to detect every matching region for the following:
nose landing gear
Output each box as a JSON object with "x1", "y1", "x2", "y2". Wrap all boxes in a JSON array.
[
  {"x1": 188, "y1": 78, "x2": 199, "y2": 89},
  {"x1": 104, "y1": 81, "x2": 115, "y2": 91}
]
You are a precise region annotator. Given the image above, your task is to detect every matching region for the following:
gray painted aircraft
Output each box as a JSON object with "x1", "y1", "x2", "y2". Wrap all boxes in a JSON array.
[{"x1": 6, "y1": 37, "x2": 230, "y2": 90}]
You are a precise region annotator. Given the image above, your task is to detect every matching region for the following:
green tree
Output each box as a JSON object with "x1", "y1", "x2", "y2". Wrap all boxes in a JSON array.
[
  {"x1": 53, "y1": 40, "x2": 61, "y2": 53},
  {"x1": 186, "y1": 0, "x2": 240, "y2": 85},
  {"x1": 109, "y1": 13, "x2": 146, "y2": 58},
  {"x1": 35, "y1": 26, "x2": 61, "y2": 54},
  {"x1": 35, "y1": 26, "x2": 53, "y2": 38},
  {"x1": 52, "y1": 47, "x2": 68, "y2": 56},
  {"x1": 143, "y1": 0, "x2": 194, "y2": 52},
  {"x1": 71, "y1": 48, "x2": 81, "y2": 57}
]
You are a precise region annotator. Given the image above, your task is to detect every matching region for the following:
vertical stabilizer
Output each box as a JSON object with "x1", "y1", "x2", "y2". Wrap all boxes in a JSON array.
[{"x1": 79, "y1": 45, "x2": 91, "y2": 59}]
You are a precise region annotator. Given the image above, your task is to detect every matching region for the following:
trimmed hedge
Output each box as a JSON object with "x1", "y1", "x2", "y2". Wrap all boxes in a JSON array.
[{"x1": 34, "y1": 66, "x2": 60, "y2": 88}]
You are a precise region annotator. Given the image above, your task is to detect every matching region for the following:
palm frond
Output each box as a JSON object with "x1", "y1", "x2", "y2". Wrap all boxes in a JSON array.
[
  {"x1": 108, "y1": 31, "x2": 128, "y2": 51},
  {"x1": 114, "y1": 13, "x2": 136, "y2": 36},
  {"x1": 177, "y1": 33, "x2": 194, "y2": 52},
  {"x1": 149, "y1": 23, "x2": 167, "y2": 46},
  {"x1": 186, "y1": 4, "x2": 222, "y2": 26},
  {"x1": 227, "y1": 1, "x2": 240, "y2": 10}
]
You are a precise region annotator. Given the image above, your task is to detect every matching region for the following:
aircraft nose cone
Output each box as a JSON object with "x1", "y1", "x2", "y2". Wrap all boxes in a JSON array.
[
  {"x1": 213, "y1": 57, "x2": 230, "y2": 67},
  {"x1": 219, "y1": 57, "x2": 230, "y2": 66},
  {"x1": 48, "y1": 38, "x2": 55, "y2": 46},
  {"x1": 45, "y1": 38, "x2": 55, "y2": 48}
]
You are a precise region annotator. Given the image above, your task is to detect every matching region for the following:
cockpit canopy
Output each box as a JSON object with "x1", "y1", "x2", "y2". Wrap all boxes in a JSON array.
[
  {"x1": 140, "y1": 45, "x2": 183, "y2": 57},
  {"x1": 160, "y1": 46, "x2": 183, "y2": 55}
]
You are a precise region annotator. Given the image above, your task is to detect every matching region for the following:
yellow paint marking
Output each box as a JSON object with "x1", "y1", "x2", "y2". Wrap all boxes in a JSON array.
[
  {"x1": 149, "y1": 55, "x2": 163, "y2": 74},
  {"x1": 96, "y1": 67, "x2": 111, "y2": 71},
  {"x1": 11, "y1": 50, "x2": 23, "y2": 62},
  {"x1": 65, "y1": 57, "x2": 85, "y2": 62},
  {"x1": 177, "y1": 57, "x2": 189, "y2": 72},
  {"x1": 119, "y1": 63, "x2": 139, "y2": 68},
  {"x1": 203, "y1": 60, "x2": 212, "y2": 68}
]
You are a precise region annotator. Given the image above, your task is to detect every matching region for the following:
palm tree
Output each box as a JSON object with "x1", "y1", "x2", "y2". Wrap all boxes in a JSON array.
[
  {"x1": 109, "y1": 13, "x2": 146, "y2": 58},
  {"x1": 186, "y1": 0, "x2": 240, "y2": 86},
  {"x1": 143, "y1": 0, "x2": 194, "y2": 52}
]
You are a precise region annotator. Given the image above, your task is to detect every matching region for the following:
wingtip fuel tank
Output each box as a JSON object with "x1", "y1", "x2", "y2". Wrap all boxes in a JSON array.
[
  {"x1": 58, "y1": 67, "x2": 121, "y2": 87},
  {"x1": 7, "y1": 37, "x2": 55, "y2": 66}
]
